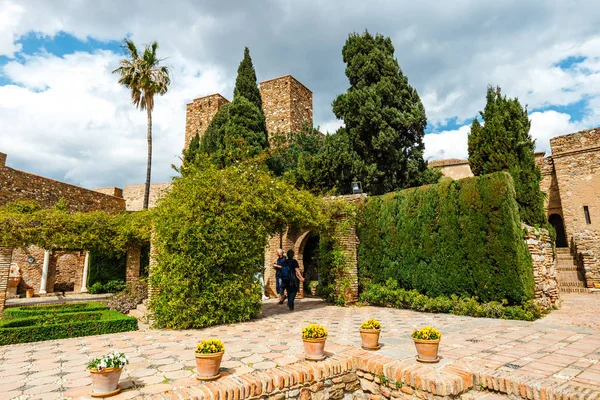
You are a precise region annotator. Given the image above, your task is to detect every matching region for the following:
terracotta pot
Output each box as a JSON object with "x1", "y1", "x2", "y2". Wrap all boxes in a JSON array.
[
  {"x1": 89, "y1": 367, "x2": 123, "y2": 397},
  {"x1": 195, "y1": 351, "x2": 224, "y2": 380},
  {"x1": 25, "y1": 289, "x2": 34, "y2": 298},
  {"x1": 359, "y1": 329, "x2": 381, "y2": 349},
  {"x1": 303, "y1": 337, "x2": 327, "y2": 360},
  {"x1": 413, "y1": 338, "x2": 440, "y2": 362}
]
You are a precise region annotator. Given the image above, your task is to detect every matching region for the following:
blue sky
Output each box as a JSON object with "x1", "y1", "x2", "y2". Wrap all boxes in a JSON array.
[{"x1": 1, "y1": 1, "x2": 599, "y2": 188}]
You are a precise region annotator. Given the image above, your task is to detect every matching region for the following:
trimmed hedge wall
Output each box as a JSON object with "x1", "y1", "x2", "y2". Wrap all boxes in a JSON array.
[
  {"x1": 358, "y1": 172, "x2": 535, "y2": 304},
  {"x1": 3, "y1": 302, "x2": 108, "y2": 319},
  {"x1": 0, "y1": 309, "x2": 137, "y2": 345}
]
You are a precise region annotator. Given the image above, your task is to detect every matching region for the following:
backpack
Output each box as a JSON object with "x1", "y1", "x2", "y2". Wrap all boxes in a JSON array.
[{"x1": 280, "y1": 260, "x2": 292, "y2": 280}]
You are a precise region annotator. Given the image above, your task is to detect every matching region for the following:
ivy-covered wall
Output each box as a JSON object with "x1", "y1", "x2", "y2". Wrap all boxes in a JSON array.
[{"x1": 358, "y1": 172, "x2": 535, "y2": 304}]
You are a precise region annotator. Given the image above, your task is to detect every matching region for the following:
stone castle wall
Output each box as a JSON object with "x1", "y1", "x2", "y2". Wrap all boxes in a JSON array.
[
  {"x1": 260, "y1": 75, "x2": 313, "y2": 139},
  {"x1": 123, "y1": 183, "x2": 171, "y2": 211},
  {"x1": 0, "y1": 152, "x2": 125, "y2": 213},
  {"x1": 184, "y1": 94, "x2": 230, "y2": 150},
  {"x1": 183, "y1": 75, "x2": 313, "y2": 150},
  {"x1": 523, "y1": 225, "x2": 560, "y2": 309},
  {"x1": 549, "y1": 128, "x2": 600, "y2": 287},
  {"x1": 429, "y1": 159, "x2": 473, "y2": 180}
]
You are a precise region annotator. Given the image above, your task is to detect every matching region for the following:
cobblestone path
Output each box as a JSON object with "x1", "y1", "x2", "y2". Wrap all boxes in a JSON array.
[{"x1": 0, "y1": 293, "x2": 598, "y2": 399}]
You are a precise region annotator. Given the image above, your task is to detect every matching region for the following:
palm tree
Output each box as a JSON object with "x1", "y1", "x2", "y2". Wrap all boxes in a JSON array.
[{"x1": 113, "y1": 39, "x2": 170, "y2": 209}]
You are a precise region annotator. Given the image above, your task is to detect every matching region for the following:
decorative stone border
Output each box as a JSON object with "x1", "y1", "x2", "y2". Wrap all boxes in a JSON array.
[{"x1": 137, "y1": 347, "x2": 600, "y2": 400}]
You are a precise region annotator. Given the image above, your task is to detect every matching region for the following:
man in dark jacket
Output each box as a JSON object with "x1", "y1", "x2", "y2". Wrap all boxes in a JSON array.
[{"x1": 281, "y1": 250, "x2": 305, "y2": 311}]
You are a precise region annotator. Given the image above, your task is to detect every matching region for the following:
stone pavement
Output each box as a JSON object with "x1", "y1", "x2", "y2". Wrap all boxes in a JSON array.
[{"x1": 0, "y1": 293, "x2": 598, "y2": 399}]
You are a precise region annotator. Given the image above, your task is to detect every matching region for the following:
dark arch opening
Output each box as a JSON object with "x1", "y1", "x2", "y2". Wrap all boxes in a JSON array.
[
  {"x1": 549, "y1": 214, "x2": 568, "y2": 248},
  {"x1": 302, "y1": 234, "x2": 320, "y2": 295}
]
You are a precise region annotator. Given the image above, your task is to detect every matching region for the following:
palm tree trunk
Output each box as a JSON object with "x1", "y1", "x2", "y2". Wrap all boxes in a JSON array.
[{"x1": 144, "y1": 107, "x2": 153, "y2": 210}]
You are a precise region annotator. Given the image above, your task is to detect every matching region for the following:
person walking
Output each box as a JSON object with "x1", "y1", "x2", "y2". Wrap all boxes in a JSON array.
[
  {"x1": 281, "y1": 249, "x2": 304, "y2": 311},
  {"x1": 273, "y1": 249, "x2": 287, "y2": 304}
]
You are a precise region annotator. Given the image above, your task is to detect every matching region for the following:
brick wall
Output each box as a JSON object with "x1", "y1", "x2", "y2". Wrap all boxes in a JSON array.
[
  {"x1": 11, "y1": 246, "x2": 45, "y2": 295},
  {"x1": 260, "y1": 75, "x2": 313, "y2": 140},
  {"x1": 536, "y1": 154, "x2": 563, "y2": 218},
  {"x1": 0, "y1": 247, "x2": 11, "y2": 314},
  {"x1": 0, "y1": 154, "x2": 125, "y2": 213},
  {"x1": 93, "y1": 187, "x2": 124, "y2": 198},
  {"x1": 429, "y1": 159, "x2": 474, "y2": 180},
  {"x1": 549, "y1": 128, "x2": 600, "y2": 287},
  {"x1": 51, "y1": 251, "x2": 85, "y2": 292},
  {"x1": 126, "y1": 247, "x2": 141, "y2": 283},
  {"x1": 184, "y1": 94, "x2": 230, "y2": 150},
  {"x1": 523, "y1": 225, "x2": 560, "y2": 309},
  {"x1": 123, "y1": 183, "x2": 171, "y2": 211}
]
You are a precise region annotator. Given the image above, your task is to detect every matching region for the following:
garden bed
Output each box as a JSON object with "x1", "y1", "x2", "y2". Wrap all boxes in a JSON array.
[
  {"x1": 0, "y1": 305, "x2": 137, "y2": 345},
  {"x1": 2, "y1": 301, "x2": 108, "y2": 318}
]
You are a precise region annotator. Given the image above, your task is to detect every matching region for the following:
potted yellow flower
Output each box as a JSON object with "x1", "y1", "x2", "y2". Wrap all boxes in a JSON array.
[
  {"x1": 302, "y1": 324, "x2": 328, "y2": 361},
  {"x1": 87, "y1": 351, "x2": 128, "y2": 397},
  {"x1": 195, "y1": 339, "x2": 225, "y2": 380},
  {"x1": 359, "y1": 318, "x2": 381, "y2": 350},
  {"x1": 412, "y1": 326, "x2": 441, "y2": 363}
]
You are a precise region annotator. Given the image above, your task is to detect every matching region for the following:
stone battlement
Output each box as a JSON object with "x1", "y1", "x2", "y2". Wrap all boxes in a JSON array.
[
  {"x1": 184, "y1": 74, "x2": 313, "y2": 150},
  {"x1": 550, "y1": 127, "x2": 600, "y2": 156},
  {"x1": 0, "y1": 152, "x2": 125, "y2": 213}
]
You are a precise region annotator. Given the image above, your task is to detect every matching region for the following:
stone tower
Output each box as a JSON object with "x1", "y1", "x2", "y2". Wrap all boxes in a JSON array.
[
  {"x1": 259, "y1": 75, "x2": 313, "y2": 140},
  {"x1": 184, "y1": 93, "x2": 230, "y2": 149},
  {"x1": 183, "y1": 75, "x2": 313, "y2": 150}
]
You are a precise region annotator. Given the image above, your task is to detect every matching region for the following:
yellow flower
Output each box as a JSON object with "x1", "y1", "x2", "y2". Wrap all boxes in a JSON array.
[{"x1": 360, "y1": 318, "x2": 381, "y2": 330}]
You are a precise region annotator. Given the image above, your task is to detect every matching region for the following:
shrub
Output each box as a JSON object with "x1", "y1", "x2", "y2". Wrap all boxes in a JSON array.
[
  {"x1": 88, "y1": 251, "x2": 127, "y2": 287},
  {"x1": 360, "y1": 318, "x2": 381, "y2": 330},
  {"x1": 302, "y1": 324, "x2": 328, "y2": 339},
  {"x1": 412, "y1": 326, "x2": 441, "y2": 340},
  {"x1": 0, "y1": 310, "x2": 137, "y2": 345},
  {"x1": 361, "y1": 281, "x2": 543, "y2": 321},
  {"x1": 106, "y1": 280, "x2": 148, "y2": 314},
  {"x1": 87, "y1": 280, "x2": 127, "y2": 294},
  {"x1": 196, "y1": 339, "x2": 225, "y2": 354},
  {"x1": 358, "y1": 172, "x2": 535, "y2": 304},
  {"x1": 2, "y1": 302, "x2": 108, "y2": 318},
  {"x1": 150, "y1": 159, "x2": 326, "y2": 329}
]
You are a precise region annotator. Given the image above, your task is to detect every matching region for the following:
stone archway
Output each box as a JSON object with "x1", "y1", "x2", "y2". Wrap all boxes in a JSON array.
[{"x1": 549, "y1": 213, "x2": 568, "y2": 248}]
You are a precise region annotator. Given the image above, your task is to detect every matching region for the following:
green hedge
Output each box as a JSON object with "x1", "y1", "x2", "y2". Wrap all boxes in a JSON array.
[
  {"x1": 3, "y1": 302, "x2": 108, "y2": 319},
  {"x1": 358, "y1": 172, "x2": 534, "y2": 304},
  {"x1": 0, "y1": 309, "x2": 137, "y2": 345},
  {"x1": 361, "y1": 280, "x2": 543, "y2": 321}
]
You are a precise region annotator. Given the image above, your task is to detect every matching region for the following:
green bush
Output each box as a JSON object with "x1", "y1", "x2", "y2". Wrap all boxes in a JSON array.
[
  {"x1": 87, "y1": 280, "x2": 126, "y2": 294},
  {"x1": 358, "y1": 171, "x2": 535, "y2": 304},
  {"x1": 107, "y1": 280, "x2": 148, "y2": 314},
  {"x1": 361, "y1": 281, "x2": 543, "y2": 321},
  {"x1": 2, "y1": 302, "x2": 108, "y2": 319},
  {"x1": 0, "y1": 310, "x2": 137, "y2": 345},
  {"x1": 150, "y1": 159, "x2": 326, "y2": 329}
]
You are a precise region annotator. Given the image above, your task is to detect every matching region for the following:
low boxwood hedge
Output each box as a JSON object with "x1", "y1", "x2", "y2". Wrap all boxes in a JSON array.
[
  {"x1": 0, "y1": 309, "x2": 137, "y2": 345},
  {"x1": 2, "y1": 302, "x2": 108, "y2": 319}
]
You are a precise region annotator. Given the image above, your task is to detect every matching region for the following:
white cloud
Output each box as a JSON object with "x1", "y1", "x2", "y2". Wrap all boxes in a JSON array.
[
  {"x1": 317, "y1": 119, "x2": 344, "y2": 135},
  {"x1": 0, "y1": 50, "x2": 227, "y2": 188},
  {"x1": 423, "y1": 125, "x2": 470, "y2": 161}
]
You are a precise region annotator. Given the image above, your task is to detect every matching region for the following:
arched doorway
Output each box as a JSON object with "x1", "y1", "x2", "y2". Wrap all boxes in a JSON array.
[
  {"x1": 302, "y1": 234, "x2": 320, "y2": 295},
  {"x1": 549, "y1": 214, "x2": 568, "y2": 248}
]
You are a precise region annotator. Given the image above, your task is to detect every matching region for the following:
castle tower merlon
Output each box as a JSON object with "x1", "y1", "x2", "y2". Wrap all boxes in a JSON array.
[{"x1": 184, "y1": 93, "x2": 230, "y2": 150}]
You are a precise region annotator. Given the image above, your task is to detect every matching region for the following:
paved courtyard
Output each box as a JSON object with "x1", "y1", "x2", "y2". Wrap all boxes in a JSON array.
[{"x1": 0, "y1": 293, "x2": 599, "y2": 399}]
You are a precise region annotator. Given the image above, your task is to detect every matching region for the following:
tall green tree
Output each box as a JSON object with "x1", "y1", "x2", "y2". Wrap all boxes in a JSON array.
[
  {"x1": 332, "y1": 31, "x2": 428, "y2": 195},
  {"x1": 113, "y1": 39, "x2": 170, "y2": 209},
  {"x1": 468, "y1": 86, "x2": 545, "y2": 225},
  {"x1": 200, "y1": 47, "x2": 267, "y2": 160}
]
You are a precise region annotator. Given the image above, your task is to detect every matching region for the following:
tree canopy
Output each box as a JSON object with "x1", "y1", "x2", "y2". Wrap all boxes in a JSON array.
[
  {"x1": 468, "y1": 86, "x2": 545, "y2": 225},
  {"x1": 331, "y1": 31, "x2": 429, "y2": 195}
]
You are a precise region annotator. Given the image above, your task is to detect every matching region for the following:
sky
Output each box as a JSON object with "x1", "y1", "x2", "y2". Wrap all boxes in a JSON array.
[{"x1": 1, "y1": 0, "x2": 600, "y2": 189}]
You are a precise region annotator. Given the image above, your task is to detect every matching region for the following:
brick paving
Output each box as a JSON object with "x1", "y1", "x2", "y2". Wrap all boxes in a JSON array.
[{"x1": 0, "y1": 293, "x2": 598, "y2": 399}]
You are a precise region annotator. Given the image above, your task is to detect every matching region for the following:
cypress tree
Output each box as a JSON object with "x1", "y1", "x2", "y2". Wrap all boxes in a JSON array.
[
  {"x1": 234, "y1": 47, "x2": 267, "y2": 144},
  {"x1": 468, "y1": 86, "x2": 545, "y2": 225},
  {"x1": 220, "y1": 96, "x2": 268, "y2": 165},
  {"x1": 332, "y1": 31, "x2": 429, "y2": 195},
  {"x1": 234, "y1": 47, "x2": 263, "y2": 111},
  {"x1": 200, "y1": 104, "x2": 230, "y2": 155}
]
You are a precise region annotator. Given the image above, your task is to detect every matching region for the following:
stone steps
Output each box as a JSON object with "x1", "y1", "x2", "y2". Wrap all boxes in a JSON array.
[
  {"x1": 560, "y1": 280, "x2": 587, "y2": 287},
  {"x1": 559, "y1": 286, "x2": 590, "y2": 293},
  {"x1": 558, "y1": 270, "x2": 581, "y2": 281},
  {"x1": 128, "y1": 301, "x2": 152, "y2": 325},
  {"x1": 556, "y1": 264, "x2": 579, "y2": 271}
]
